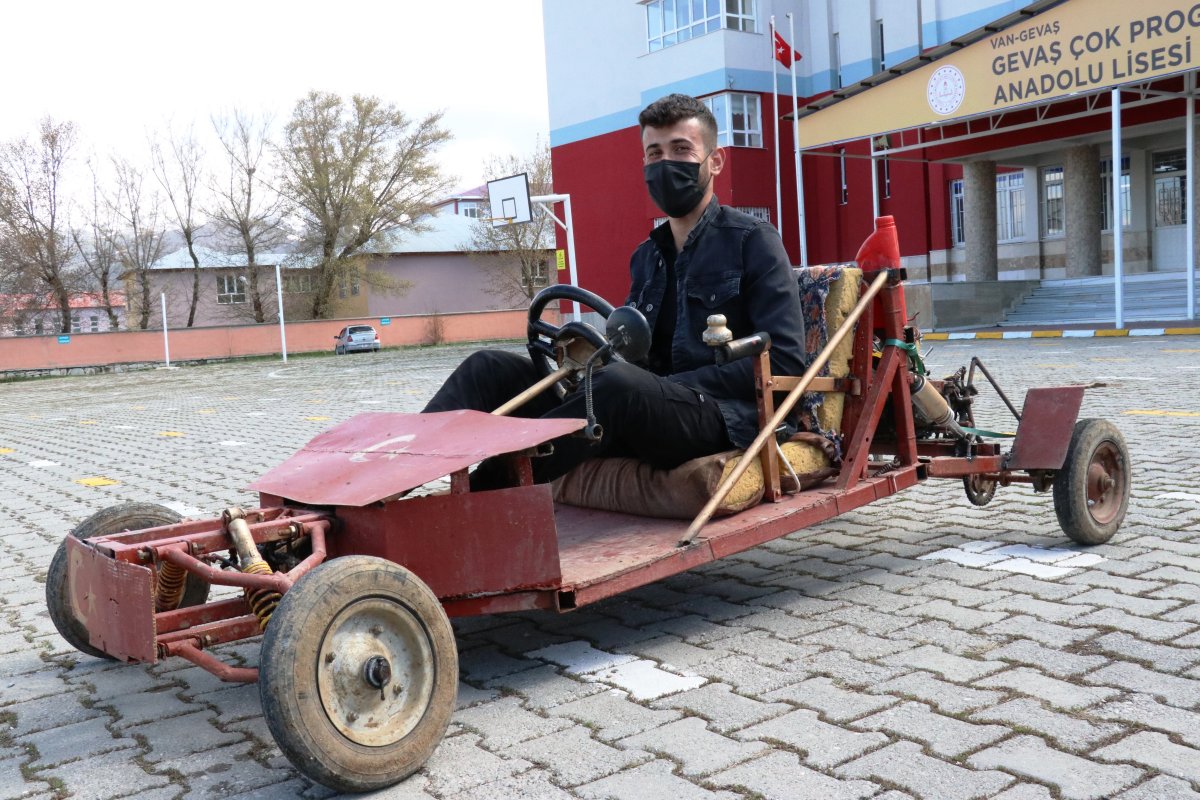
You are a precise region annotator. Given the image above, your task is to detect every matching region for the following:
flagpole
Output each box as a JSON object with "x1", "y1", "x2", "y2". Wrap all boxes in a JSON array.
[
  {"x1": 770, "y1": 16, "x2": 782, "y2": 234},
  {"x1": 787, "y1": 12, "x2": 808, "y2": 267}
]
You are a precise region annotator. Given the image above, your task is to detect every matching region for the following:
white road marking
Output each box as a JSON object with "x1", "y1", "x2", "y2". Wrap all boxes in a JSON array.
[
  {"x1": 526, "y1": 641, "x2": 637, "y2": 675},
  {"x1": 1155, "y1": 492, "x2": 1200, "y2": 503},
  {"x1": 919, "y1": 540, "x2": 1104, "y2": 579},
  {"x1": 586, "y1": 660, "x2": 706, "y2": 700},
  {"x1": 162, "y1": 501, "x2": 204, "y2": 517},
  {"x1": 28, "y1": 460, "x2": 60, "y2": 468}
]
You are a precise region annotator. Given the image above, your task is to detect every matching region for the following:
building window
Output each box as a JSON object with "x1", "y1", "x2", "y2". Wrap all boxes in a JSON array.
[
  {"x1": 283, "y1": 272, "x2": 314, "y2": 293},
  {"x1": 459, "y1": 201, "x2": 482, "y2": 219},
  {"x1": 701, "y1": 93, "x2": 762, "y2": 148},
  {"x1": 1041, "y1": 166, "x2": 1064, "y2": 237},
  {"x1": 1153, "y1": 149, "x2": 1187, "y2": 226},
  {"x1": 832, "y1": 32, "x2": 842, "y2": 89},
  {"x1": 996, "y1": 172, "x2": 1025, "y2": 241},
  {"x1": 338, "y1": 272, "x2": 361, "y2": 299},
  {"x1": 35, "y1": 319, "x2": 44, "y2": 335},
  {"x1": 725, "y1": 0, "x2": 756, "y2": 32},
  {"x1": 70, "y1": 313, "x2": 80, "y2": 333},
  {"x1": 645, "y1": 0, "x2": 755, "y2": 51},
  {"x1": 527, "y1": 259, "x2": 550, "y2": 291},
  {"x1": 874, "y1": 19, "x2": 886, "y2": 72},
  {"x1": 217, "y1": 273, "x2": 247, "y2": 304},
  {"x1": 950, "y1": 179, "x2": 965, "y2": 245},
  {"x1": 1100, "y1": 157, "x2": 1131, "y2": 231},
  {"x1": 839, "y1": 148, "x2": 848, "y2": 205},
  {"x1": 737, "y1": 206, "x2": 771, "y2": 223},
  {"x1": 89, "y1": 315, "x2": 99, "y2": 332}
]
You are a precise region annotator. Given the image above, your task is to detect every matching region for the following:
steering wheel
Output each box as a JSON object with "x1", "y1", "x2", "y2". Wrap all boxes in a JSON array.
[{"x1": 527, "y1": 285, "x2": 615, "y2": 394}]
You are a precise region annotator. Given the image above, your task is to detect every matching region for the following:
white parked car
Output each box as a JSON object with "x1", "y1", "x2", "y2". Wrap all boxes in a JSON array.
[{"x1": 334, "y1": 325, "x2": 381, "y2": 355}]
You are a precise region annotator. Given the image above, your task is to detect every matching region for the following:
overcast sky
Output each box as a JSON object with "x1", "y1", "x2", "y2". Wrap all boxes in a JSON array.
[{"x1": 0, "y1": 0, "x2": 549, "y2": 192}]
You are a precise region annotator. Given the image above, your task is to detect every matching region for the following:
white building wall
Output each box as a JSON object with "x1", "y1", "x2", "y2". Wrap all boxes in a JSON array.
[{"x1": 544, "y1": 0, "x2": 1038, "y2": 147}]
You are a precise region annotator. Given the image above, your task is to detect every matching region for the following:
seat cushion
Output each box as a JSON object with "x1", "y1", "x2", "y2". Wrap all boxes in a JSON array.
[
  {"x1": 796, "y1": 265, "x2": 862, "y2": 436},
  {"x1": 552, "y1": 434, "x2": 836, "y2": 520}
]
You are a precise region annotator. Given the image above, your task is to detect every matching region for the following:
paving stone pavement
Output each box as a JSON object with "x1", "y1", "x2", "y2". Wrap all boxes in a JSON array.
[{"x1": 1, "y1": 335, "x2": 1198, "y2": 799}]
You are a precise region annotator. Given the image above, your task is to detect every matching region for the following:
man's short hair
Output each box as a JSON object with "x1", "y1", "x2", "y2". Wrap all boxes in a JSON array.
[{"x1": 638, "y1": 93, "x2": 718, "y2": 151}]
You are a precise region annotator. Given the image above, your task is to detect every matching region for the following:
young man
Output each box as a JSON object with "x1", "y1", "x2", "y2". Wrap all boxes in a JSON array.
[{"x1": 424, "y1": 93, "x2": 806, "y2": 489}]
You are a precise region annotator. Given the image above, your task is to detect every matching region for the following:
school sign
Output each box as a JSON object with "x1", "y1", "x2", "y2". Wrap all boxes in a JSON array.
[{"x1": 797, "y1": 0, "x2": 1199, "y2": 148}]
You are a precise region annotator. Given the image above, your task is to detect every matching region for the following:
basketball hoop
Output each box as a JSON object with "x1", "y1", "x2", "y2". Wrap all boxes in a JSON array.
[{"x1": 486, "y1": 174, "x2": 532, "y2": 227}]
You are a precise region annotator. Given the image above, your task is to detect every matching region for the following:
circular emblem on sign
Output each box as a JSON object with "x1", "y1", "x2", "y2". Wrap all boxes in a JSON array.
[{"x1": 927, "y1": 65, "x2": 966, "y2": 116}]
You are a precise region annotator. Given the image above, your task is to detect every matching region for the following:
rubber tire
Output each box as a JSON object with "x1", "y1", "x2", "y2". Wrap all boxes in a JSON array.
[
  {"x1": 46, "y1": 502, "x2": 210, "y2": 659},
  {"x1": 1053, "y1": 418, "x2": 1131, "y2": 545},
  {"x1": 963, "y1": 474, "x2": 997, "y2": 506},
  {"x1": 259, "y1": 556, "x2": 457, "y2": 793}
]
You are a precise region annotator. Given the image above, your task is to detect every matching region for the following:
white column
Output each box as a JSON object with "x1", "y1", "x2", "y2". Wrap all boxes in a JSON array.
[
  {"x1": 532, "y1": 193, "x2": 581, "y2": 322},
  {"x1": 1111, "y1": 89, "x2": 1125, "y2": 330},
  {"x1": 275, "y1": 262, "x2": 288, "y2": 362},
  {"x1": 870, "y1": 137, "x2": 880, "y2": 220},
  {"x1": 771, "y1": 17, "x2": 783, "y2": 233},
  {"x1": 160, "y1": 293, "x2": 171, "y2": 368},
  {"x1": 1187, "y1": 71, "x2": 1196, "y2": 320},
  {"x1": 788, "y1": 13, "x2": 808, "y2": 267}
]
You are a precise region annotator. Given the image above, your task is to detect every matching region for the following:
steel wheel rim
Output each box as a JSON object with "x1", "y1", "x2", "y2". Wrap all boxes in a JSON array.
[
  {"x1": 316, "y1": 597, "x2": 435, "y2": 747},
  {"x1": 1086, "y1": 440, "x2": 1124, "y2": 525}
]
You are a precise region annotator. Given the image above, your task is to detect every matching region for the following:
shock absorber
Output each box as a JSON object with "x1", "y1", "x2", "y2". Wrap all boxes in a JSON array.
[
  {"x1": 222, "y1": 507, "x2": 281, "y2": 630},
  {"x1": 154, "y1": 561, "x2": 188, "y2": 612}
]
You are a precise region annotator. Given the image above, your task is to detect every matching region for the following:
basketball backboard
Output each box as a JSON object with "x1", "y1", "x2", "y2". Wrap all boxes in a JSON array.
[{"x1": 486, "y1": 173, "x2": 532, "y2": 227}]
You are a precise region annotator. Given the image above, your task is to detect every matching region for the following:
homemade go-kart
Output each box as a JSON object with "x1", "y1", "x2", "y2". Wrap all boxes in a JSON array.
[{"x1": 46, "y1": 217, "x2": 1130, "y2": 793}]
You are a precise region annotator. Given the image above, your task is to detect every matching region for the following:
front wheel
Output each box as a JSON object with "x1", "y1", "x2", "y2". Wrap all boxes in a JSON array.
[
  {"x1": 47, "y1": 502, "x2": 210, "y2": 659},
  {"x1": 1053, "y1": 419, "x2": 1130, "y2": 545},
  {"x1": 259, "y1": 556, "x2": 457, "y2": 793}
]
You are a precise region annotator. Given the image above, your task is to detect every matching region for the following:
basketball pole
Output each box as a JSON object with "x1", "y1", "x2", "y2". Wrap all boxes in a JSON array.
[{"x1": 532, "y1": 193, "x2": 581, "y2": 322}]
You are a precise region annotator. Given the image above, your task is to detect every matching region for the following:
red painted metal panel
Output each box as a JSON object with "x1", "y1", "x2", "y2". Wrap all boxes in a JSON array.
[
  {"x1": 248, "y1": 411, "x2": 585, "y2": 507},
  {"x1": 66, "y1": 536, "x2": 157, "y2": 664},
  {"x1": 1007, "y1": 386, "x2": 1087, "y2": 471},
  {"x1": 331, "y1": 484, "x2": 562, "y2": 599},
  {"x1": 442, "y1": 591, "x2": 558, "y2": 617},
  {"x1": 927, "y1": 455, "x2": 1006, "y2": 478},
  {"x1": 155, "y1": 597, "x2": 249, "y2": 635},
  {"x1": 553, "y1": 471, "x2": 916, "y2": 610}
]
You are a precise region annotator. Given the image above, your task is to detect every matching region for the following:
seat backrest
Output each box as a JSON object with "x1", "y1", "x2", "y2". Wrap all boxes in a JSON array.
[{"x1": 794, "y1": 265, "x2": 863, "y2": 435}]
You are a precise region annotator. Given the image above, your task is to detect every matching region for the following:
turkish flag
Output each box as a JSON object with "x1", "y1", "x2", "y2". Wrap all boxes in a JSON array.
[{"x1": 773, "y1": 30, "x2": 801, "y2": 69}]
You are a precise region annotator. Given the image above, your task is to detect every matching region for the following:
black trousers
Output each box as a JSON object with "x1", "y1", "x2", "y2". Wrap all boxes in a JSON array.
[{"x1": 423, "y1": 350, "x2": 731, "y2": 487}]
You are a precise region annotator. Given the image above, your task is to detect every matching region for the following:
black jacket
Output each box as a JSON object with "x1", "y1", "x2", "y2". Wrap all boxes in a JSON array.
[{"x1": 625, "y1": 198, "x2": 807, "y2": 448}]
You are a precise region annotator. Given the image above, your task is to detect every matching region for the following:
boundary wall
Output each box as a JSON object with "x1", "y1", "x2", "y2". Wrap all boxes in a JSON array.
[{"x1": 1, "y1": 309, "x2": 535, "y2": 374}]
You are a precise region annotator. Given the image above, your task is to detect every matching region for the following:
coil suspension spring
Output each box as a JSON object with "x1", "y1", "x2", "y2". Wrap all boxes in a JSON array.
[
  {"x1": 154, "y1": 561, "x2": 188, "y2": 612},
  {"x1": 241, "y1": 560, "x2": 281, "y2": 630},
  {"x1": 222, "y1": 506, "x2": 283, "y2": 631}
]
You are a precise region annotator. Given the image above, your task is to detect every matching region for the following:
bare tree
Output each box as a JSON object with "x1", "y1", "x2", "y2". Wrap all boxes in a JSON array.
[
  {"x1": 210, "y1": 110, "x2": 288, "y2": 323},
  {"x1": 151, "y1": 126, "x2": 207, "y2": 327},
  {"x1": 72, "y1": 160, "x2": 122, "y2": 329},
  {"x1": 0, "y1": 118, "x2": 80, "y2": 333},
  {"x1": 110, "y1": 158, "x2": 168, "y2": 330},
  {"x1": 277, "y1": 91, "x2": 453, "y2": 318},
  {"x1": 469, "y1": 140, "x2": 556, "y2": 305}
]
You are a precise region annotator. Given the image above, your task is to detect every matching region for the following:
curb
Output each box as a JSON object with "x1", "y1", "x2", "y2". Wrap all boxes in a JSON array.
[{"x1": 924, "y1": 326, "x2": 1200, "y2": 341}]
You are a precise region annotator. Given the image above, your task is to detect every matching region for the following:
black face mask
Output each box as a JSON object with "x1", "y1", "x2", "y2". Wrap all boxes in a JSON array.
[{"x1": 644, "y1": 157, "x2": 709, "y2": 218}]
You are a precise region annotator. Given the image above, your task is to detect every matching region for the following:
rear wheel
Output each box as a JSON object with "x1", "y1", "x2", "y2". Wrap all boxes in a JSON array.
[
  {"x1": 1053, "y1": 419, "x2": 1130, "y2": 545},
  {"x1": 259, "y1": 556, "x2": 457, "y2": 793},
  {"x1": 963, "y1": 474, "x2": 997, "y2": 506},
  {"x1": 46, "y1": 502, "x2": 210, "y2": 659}
]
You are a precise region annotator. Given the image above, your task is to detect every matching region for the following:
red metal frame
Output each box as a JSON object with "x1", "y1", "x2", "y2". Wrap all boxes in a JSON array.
[{"x1": 64, "y1": 261, "x2": 1086, "y2": 684}]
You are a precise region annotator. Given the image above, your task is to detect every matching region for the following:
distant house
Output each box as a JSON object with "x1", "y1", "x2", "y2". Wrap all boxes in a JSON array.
[
  {"x1": 434, "y1": 184, "x2": 489, "y2": 220},
  {"x1": 0, "y1": 292, "x2": 126, "y2": 337},
  {"x1": 130, "y1": 214, "x2": 553, "y2": 329}
]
